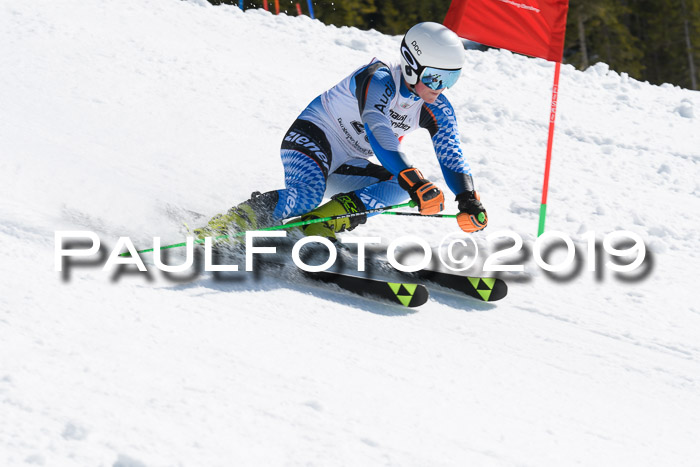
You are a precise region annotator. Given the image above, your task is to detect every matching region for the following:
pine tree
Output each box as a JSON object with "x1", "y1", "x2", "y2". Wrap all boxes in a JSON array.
[
  {"x1": 638, "y1": 0, "x2": 699, "y2": 88},
  {"x1": 312, "y1": 0, "x2": 377, "y2": 29},
  {"x1": 565, "y1": 0, "x2": 644, "y2": 78},
  {"x1": 680, "y1": 0, "x2": 699, "y2": 89},
  {"x1": 367, "y1": 0, "x2": 452, "y2": 36}
]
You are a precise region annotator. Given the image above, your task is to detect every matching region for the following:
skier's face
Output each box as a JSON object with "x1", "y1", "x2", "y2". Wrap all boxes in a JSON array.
[{"x1": 414, "y1": 81, "x2": 444, "y2": 103}]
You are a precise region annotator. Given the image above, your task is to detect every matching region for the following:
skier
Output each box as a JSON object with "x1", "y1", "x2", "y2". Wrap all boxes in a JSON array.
[{"x1": 195, "y1": 22, "x2": 487, "y2": 241}]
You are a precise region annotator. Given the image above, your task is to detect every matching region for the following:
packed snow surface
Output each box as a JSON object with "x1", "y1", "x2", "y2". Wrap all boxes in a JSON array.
[{"x1": 1, "y1": 0, "x2": 699, "y2": 465}]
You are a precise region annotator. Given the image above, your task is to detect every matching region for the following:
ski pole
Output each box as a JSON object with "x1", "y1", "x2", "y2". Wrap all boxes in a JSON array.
[
  {"x1": 383, "y1": 211, "x2": 488, "y2": 227},
  {"x1": 275, "y1": 200, "x2": 416, "y2": 232},
  {"x1": 120, "y1": 200, "x2": 417, "y2": 257},
  {"x1": 381, "y1": 211, "x2": 457, "y2": 219}
]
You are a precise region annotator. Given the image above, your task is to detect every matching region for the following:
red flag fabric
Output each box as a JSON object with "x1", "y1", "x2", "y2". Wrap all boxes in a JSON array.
[{"x1": 444, "y1": 0, "x2": 568, "y2": 61}]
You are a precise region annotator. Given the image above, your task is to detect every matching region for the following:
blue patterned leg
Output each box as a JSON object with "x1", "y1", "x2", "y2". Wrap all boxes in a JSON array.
[
  {"x1": 272, "y1": 149, "x2": 327, "y2": 221},
  {"x1": 353, "y1": 178, "x2": 409, "y2": 217}
]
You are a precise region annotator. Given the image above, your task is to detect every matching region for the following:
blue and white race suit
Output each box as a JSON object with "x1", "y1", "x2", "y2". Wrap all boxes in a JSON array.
[{"x1": 271, "y1": 59, "x2": 475, "y2": 221}]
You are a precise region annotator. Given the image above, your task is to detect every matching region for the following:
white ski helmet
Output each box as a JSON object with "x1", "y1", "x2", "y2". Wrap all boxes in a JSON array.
[{"x1": 400, "y1": 22, "x2": 465, "y2": 89}]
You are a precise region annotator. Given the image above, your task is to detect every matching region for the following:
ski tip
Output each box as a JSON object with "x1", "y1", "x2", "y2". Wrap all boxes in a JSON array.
[
  {"x1": 466, "y1": 276, "x2": 508, "y2": 301},
  {"x1": 387, "y1": 282, "x2": 430, "y2": 307},
  {"x1": 488, "y1": 279, "x2": 508, "y2": 301}
]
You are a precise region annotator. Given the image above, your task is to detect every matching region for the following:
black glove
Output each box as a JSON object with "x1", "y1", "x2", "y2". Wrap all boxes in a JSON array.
[
  {"x1": 456, "y1": 191, "x2": 487, "y2": 232},
  {"x1": 398, "y1": 168, "x2": 445, "y2": 215}
]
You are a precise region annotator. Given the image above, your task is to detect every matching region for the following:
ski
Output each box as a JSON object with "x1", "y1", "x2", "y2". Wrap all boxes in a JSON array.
[
  {"x1": 210, "y1": 245, "x2": 430, "y2": 308},
  {"x1": 350, "y1": 257, "x2": 508, "y2": 302},
  {"x1": 405, "y1": 269, "x2": 507, "y2": 302},
  {"x1": 299, "y1": 269, "x2": 429, "y2": 308}
]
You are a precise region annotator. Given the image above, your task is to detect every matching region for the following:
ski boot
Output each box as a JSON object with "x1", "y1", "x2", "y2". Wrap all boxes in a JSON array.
[
  {"x1": 297, "y1": 193, "x2": 367, "y2": 241},
  {"x1": 193, "y1": 191, "x2": 279, "y2": 241}
]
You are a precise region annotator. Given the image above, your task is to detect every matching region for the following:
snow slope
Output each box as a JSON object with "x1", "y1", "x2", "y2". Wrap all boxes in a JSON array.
[{"x1": 1, "y1": 0, "x2": 700, "y2": 465}]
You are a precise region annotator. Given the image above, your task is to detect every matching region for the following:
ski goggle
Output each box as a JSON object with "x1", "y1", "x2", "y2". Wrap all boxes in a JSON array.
[{"x1": 419, "y1": 66, "x2": 462, "y2": 90}]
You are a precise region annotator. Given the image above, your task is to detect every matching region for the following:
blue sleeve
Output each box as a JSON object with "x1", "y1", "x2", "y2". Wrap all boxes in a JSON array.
[
  {"x1": 419, "y1": 96, "x2": 474, "y2": 195},
  {"x1": 351, "y1": 62, "x2": 411, "y2": 176}
]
